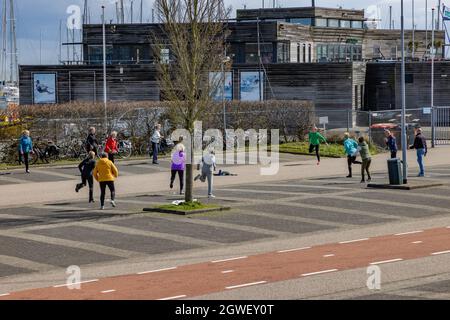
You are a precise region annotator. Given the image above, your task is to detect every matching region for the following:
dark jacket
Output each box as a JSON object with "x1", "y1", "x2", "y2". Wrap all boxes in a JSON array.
[
  {"x1": 78, "y1": 158, "x2": 96, "y2": 178},
  {"x1": 410, "y1": 133, "x2": 428, "y2": 153},
  {"x1": 86, "y1": 133, "x2": 98, "y2": 152},
  {"x1": 386, "y1": 135, "x2": 397, "y2": 152}
]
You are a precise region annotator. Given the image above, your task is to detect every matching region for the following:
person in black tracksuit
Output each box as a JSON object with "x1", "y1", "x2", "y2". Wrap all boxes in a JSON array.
[
  {"x1": 85, "y1": 127, "x2": 99, "y2": 156},
  {"x1": 75, "y1": 151, "x2": 97, "y2": 203}
]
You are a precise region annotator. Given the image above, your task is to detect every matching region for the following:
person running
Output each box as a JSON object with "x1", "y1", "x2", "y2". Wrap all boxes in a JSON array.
[
  {"x1": 357, "y1": 137, "x2": 372, "y2": 183},
  {"x1": 170, "y1": 141, "x2": 186, "y2": 195},
  {"x1": 308, "y1": 126, "x2": 328, "y2": 165},
  {"x1": 85, "y1": 127, "x2": 99, "y2": 156},
  {"x1": 195, "y1": 150, "x2": 217, "y2": 198},
  {"x1": 343, "y1": 133, "x2": 362, "y2": 178},
  {"x1": 151, "y1": 124, "x2": 163, "y2": 164},
  {"x1": 104, "y1": 131, "x2": 119, "y2": 163},
  {"x1": 93, "y1": 152, "x2": 119, "y2": 210},
  {"x1": 75, "y1": 151, "x2": 97, "y2": 203},
  {"x1": 409, "y1": 128, "x2": 428, "y2": 177},
  {"x1": 18, "y1": 130, "x2": 33, "y2": 174},
  {"x1": 385, "y1": 130, "x2": 398, "y2": 159}
]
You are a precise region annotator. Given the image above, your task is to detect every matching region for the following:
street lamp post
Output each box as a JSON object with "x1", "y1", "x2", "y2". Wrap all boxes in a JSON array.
[
  {"x1": 102, "y1": 6, "x2": 108, "y2": 134},
  {"x1": 431, "y1": 8, "x2": 436, "y2": 148},
  {"x1": 401, "y1": 0, "x2": 408, "y2": 184},
  {"x1": 221, "y1": 55, "x2": 230, "y2": 151}
]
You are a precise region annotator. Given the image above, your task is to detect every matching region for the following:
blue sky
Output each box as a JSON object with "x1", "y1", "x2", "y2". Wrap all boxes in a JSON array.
[{"x1": 10, "y1": 0, "x2": 448, "y2": 65}]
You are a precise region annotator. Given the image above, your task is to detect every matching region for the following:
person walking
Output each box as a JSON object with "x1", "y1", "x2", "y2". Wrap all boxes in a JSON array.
[
  {"x1": 195, "y1": 150, "x2": 217, "y2": 198},
  {"x1": 85, "y1": 127, "x2": 99, "y2": 156},
  {"x1": 93, "y1": 152, "x2": 119, "y2": 210},
  {"x1": 170, "y1": 141, "x2": 186, "y2": 195},
  {"x1": 18, "y1": 130, "x2": 33, "y2": 173},
  {"x1": 385, "y1": 130, "x2": 398, "y2": 159},
  {"x1": 308, "y1": 126, "x2": 328, "y2": 165},
  {"x1": 357, "y1": 137, "x2": 372, "y2": 183},
  {"x1": 343, "y1": 133, "x2": 362, "y2": 178},
  {"x1": 104, "y1": 131, "x2": 119, "y2": 163},
  {"x1": 151, "y1": 124, "x2": 163, "y2": 164},
  {"x1": 409, "y1": 128, "x2": 428, "y2": 177},
  {"x1": 75, "y1": 151, "x2": 97, "y2": 203}
]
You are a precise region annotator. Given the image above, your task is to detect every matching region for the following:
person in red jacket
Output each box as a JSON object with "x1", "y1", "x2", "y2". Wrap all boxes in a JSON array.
[{"x1": 104, "y1": 131, "x2": 119, "y2": 163}]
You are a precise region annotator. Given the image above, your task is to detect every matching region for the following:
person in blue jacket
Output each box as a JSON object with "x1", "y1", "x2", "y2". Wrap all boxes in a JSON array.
[
  {"x1": 343, "y1": 133, "x2": 362, "y2": 178},
  {"x1": 384, "y1": 130, "x2": 398, "y2": 159},
  {"x1": 18, "y1": 130, "x2": 33, "y2": 173}
]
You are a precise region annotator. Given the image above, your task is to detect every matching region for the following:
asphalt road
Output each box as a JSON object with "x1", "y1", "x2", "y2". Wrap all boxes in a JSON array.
[{"x1": 1, "y1": 155, "x2": 450, "y2": 299}]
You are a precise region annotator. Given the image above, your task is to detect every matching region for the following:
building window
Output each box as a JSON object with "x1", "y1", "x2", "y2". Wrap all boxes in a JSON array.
[
  {"x1": 351, "y1": 21, "x2": 363, "y2": 29},
  {"x1": 391, "y1": 47, "x2": 398, "y2": 60},
  {"x1": 297, "y1": 44, "x2": 301, "y2": 63},
  {"x1": 88, "y1": 45, "x2": 113, "y2": 64},
  {"x1": 340, "y1": 20, "x2": 351, "y2": 28},
  {"x1": 373, "y1": 45, "x2": 381, "y2": 58},
  {"x1": 328, "y1": 19, "x2": 339, "y2": 28},
  {"x1": 245, "y1": 43, "x2": 274, "y2": 64},
  {"x1": 290, "y1": 18, "x2": 312, "y2": 25},
  {"x1": 308, "y1": 44, "x2": 312, "y2": 62},
  {"x1": 277, "y1": 42, "x2": 289, "y2": 63},
  {"x1": 315, "y1": 18, "x2": 327, "y2": 27},
  {"x1": 303, "y1": 44, "x2": 307, "y2": 63}
]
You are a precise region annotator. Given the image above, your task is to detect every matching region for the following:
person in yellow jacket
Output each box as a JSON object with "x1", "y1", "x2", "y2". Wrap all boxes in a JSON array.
[{"x1": 93, "y1": 152, "x2": 119, "y2": 210}]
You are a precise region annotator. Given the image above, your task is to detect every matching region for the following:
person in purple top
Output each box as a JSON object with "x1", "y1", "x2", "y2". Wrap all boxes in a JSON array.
[{"x1": 170, "y1": 139, "x2": 186, "y2": 195}]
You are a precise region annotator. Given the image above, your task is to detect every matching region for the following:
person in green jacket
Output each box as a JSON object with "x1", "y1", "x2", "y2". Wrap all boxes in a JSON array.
[
  {"x1": 308, "y1": 126, "x2": 328, "y2": 165},
  {"x1": 357, "y1": 136, "x2": 372, "y2": 183}
]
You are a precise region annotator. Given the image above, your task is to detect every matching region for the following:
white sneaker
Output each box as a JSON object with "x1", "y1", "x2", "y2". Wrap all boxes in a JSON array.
[
  {"x1": 208, "y1": 194, "x2": 216, "y2": 198},
  {"x1": 100, "y1": 206, "x2": 105, "y2": 210},
  {"x1": 111, "y1": 200, "x2": 116, "y2": 208}
]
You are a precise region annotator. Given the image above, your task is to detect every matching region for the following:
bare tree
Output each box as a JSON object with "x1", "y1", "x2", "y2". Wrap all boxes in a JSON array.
[{"x1": 154, "y1": 0, "x2": 230, "y2": 203}]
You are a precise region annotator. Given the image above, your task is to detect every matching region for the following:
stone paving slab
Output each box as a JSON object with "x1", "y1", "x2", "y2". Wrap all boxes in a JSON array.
[
  {"x1": 104, "y1": 216, "x2": 271, "y2": 244},
  {"x1": 29, "y1": 226, "x2": 197, "y2": 255}
]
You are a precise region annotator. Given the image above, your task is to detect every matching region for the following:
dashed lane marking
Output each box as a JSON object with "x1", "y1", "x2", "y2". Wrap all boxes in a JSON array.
[
  {"x1": 412, "y1": 241, "x2": 423, "y2": 244},
  {"x1": 0, "y1": 293, "x2": 10, "y2": 297},
  {"x1": 53, "y1": 279, "x2": 99, "y2": 288},
  {"x1": 301, "y1": 269, "x2": 338, "y2": 277},
  {"x1": 101, "y1": 290, "x2": 116, "y2": 294},
  {"x1": 323, "y1": 254, "x2": 335, "y2": 258},
  {"x1": 221, "y1": 270, "x2": 234, "y2": 274},
  {"x1": 158, "y1": 295, "x2": 187, "y2": 300},
  {"x1": 137, "y1": 267, "x2": 177, "y2": 275},
  {"x1": 370, "y1": 258, "x2": 403, "y2": 265},
  {"x1": 395, "y1": 231, "x2": 424, "y2": 236},
  {"x1": 277, "y1": 247, "x2": 311, "y2": 253},
  {"x1": 211, "y1": 256, "x2": 248, "y2": 264},
  {"x1": 225, "y1": 281, "x2": 267, "y2": 290},
  {"x1": 431, "y1": 250, "x2": 450, "y2": 256},
  {"x1": 339, "y1": 238, "x2": 369, "y2": 244}
]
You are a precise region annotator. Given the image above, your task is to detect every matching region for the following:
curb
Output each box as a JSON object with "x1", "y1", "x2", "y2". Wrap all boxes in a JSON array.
[{"x1": 143, "y1": 206, "x2": 231, "y2": 216}]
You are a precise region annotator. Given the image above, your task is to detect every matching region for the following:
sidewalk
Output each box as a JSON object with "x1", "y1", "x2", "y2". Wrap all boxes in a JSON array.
[{"x1": 1, "y1": 146, "x2": 449, "y2": 208}]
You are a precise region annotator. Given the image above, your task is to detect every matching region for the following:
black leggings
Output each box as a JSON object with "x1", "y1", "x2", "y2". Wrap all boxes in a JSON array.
[
  {"x1": 19, "y1": 152, "x2": 30, "y2": 171},
  {"x1": 309, "y1": 144, "x2": 320, "y2": 162},
  {"x1": 170, "y1": 170, "x2": 184, "y2": 193},
  {"x1": 347, "y1": 155, "x2": 362, "y2": 176},
  {"x1": 77, "y1": 176, "x2": 94, "y2": 201},
  {"x1": 99, "y1": 181, "x2": 115, "y2": 206}
]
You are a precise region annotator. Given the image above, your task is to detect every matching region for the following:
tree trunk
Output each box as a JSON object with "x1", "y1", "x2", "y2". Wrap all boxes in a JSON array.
[{"x1": 184, "y1": 133, "x2": 195, "y2": 203}]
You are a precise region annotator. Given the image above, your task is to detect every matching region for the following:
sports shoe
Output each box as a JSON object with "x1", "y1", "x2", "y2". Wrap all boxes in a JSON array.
[
  {"x1": 75, "y1": 184, "x2": 81, "y2": 193},
  {"x1": 208, "y1": 194, "x2": 216, "y2": 198},
  {"x1": 170, "y1": 182, "x2": 173, "y2": 189},
  {"x1": 317, "y1": 161, "x2": 320, "y2": 166},
  {"x1": 346, "y1": 175, "x2": 352, "y2": 178},
  {"x1": 26, "y1": 170, "x2": 30, "y2": 174},
  {"x1": 100, "y1": 206, "x2": 105, "y2": 210},
  {"x1": 111, "y1": 200, "x2": 116, "y2": 208},
  {"x1": 194, "y1": 174, "x2": 201, "y2": 181}
]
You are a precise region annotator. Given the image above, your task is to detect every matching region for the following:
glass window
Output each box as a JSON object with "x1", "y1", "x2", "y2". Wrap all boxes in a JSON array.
[
  {"x1": 328, "y1": 19, "x2": 339, "y2": 28},
  {"x1": 351, "y1": 21, "x2": 363, "y2": 29},
  {"x1": 245, "y1": 43, "x2": 273, "y2": 64},
  {"x1": 340, "y1": 20, "x2": 351, "y2": 28},
  {"x1": 290, "y1": 18, "x2": 312, "y2": 25},
  {"x1": 315, "y1": 18, "x2": 327, "y2": 27},
  {"x1": 88, "y1": 45, "x2": 113, "y2": 64},
  {"x1": 303, "y1": 44, "x2": 306, "y2": 63},
  {"x1": 308, "y1": 44, "x2": 312, "y2": 62},
  {"x1": 277, "y1": 42, "x2": 289, "y2": 63}
]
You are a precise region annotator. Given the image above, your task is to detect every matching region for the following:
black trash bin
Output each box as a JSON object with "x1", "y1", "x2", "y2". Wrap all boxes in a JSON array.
[{"x1": 387, "y1": 158, "x2": 403, "y2": 185}]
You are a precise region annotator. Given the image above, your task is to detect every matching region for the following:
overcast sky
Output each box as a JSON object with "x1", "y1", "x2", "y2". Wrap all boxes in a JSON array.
[{"x1": 10, "y1": 0, "x2": 448, "y2": 65}]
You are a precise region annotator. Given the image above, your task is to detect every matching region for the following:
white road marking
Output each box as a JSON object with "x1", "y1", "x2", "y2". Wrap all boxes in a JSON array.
[
  {"x1": 339, "y1": 238, "x2": 369, "y2": 244},
  {"x1": 53, "y1": 279, "x2": 99, "y2": 288},
  {"x1": 412, "y1": 241, "x2": 423, "y2": 244},
  {"x1": 394, "y1": 230, "x2": 423, "y2": 236},
  {"x1": 137, "y1": 267, "x2": 177, "y2": 275},
  {"x1": 0, "y1": 293, "x2": 10, "y2": 297},
  {"x1": 323, "y1": 254, "x2": 335, "y2": 258},
  {"x1": 302, "y1": 269, "x2": 338, "y2": 277},
  {"x1": 431, "y1": 250, "x2": 450, "y2": 256},
  {"x1": 277, "y1": 247, "x2": 311, "y2": 253},
  {"x1": 221, "y1": 270, "x2": 234, "y2": 274},
  {"x1": 226, "y1": 281, "x2": 267, "y2": 290},
  {"x1": 158, "y1": 295, "x2": 187, "y2": 300},
  {"x1": 101, "y1": 290, "x2": 116, "y2": 294},
  {"x1": 370, "y1": 258, "x2": 403, "y2": 265},
  {"x1": 211, "y1": 256, "x2": 248, "y2": 263}
]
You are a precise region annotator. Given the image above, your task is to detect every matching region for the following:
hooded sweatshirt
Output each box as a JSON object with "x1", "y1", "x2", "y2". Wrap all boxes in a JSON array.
[
  {"x1": 18, "y1": 135, "x2": 33, "y2": 154},
  {"x1": 344, "y1": 138, "x2": 358, "y2": 156},
  {"x1": 358, "y1": 141, "x2": 371, "y2": 161},
  {"x1": 93, "y1": 158, "x2": 119, "y2": 182}
]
